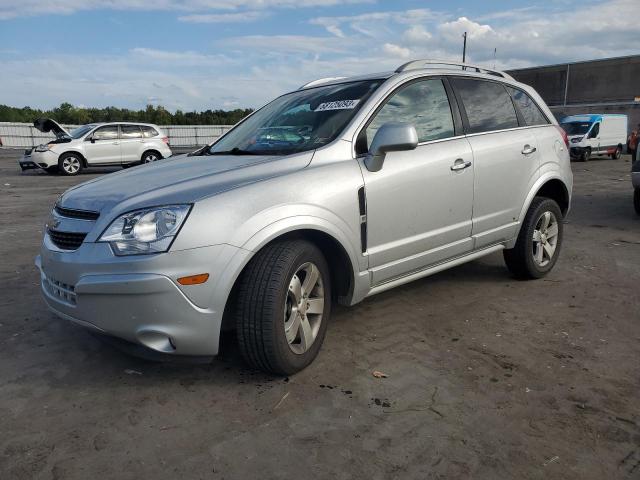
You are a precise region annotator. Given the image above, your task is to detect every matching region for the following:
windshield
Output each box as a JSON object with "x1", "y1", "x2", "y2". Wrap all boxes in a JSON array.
[
  {"x1": 561, "y1": 122, "x2": 592, "y2": 135},
  {"x1": 69, "y1": 125, "x2": 95, "y2": 139},
  {"x1": 208, "y1": 80, "x2": 383, "y2": 156}
]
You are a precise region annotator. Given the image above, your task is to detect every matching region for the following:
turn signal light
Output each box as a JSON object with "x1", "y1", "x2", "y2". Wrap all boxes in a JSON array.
[{"x1": 177, "y1": 273, "x2": 209, "y2": 285}]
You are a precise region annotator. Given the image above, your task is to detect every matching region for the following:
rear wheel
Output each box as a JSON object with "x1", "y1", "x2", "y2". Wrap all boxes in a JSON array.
[
  {"x1": 235, "y1": 240, "x2": 331, "y2": 375},
  {"x1": 504, "y1": 197, "x2": 563, "y2": 279},
  {"x1": 141, "y1": 150, "x2": 161, "y2": 163},
  {"x1": 634, "y1": 188, "x2": 640, "y2": 216},
  {"x1": 58, "y1": 154, "x2": 82, "y2": 176}
]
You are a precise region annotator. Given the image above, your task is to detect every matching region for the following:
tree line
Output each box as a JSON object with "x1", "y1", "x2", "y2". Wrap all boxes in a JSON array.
[{"x1": 0, "y1": 103, "x2": 253, "y2": 125}]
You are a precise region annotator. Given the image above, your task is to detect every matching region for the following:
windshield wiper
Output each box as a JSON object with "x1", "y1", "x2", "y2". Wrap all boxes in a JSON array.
[{"x1": 209, "y1": 147, "x2": 259, "y2": 156}]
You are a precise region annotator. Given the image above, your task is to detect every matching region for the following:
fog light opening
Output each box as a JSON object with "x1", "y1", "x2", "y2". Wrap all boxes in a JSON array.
[{"x1": 137, "y1": 330, "x2": 176, "y2": 353}]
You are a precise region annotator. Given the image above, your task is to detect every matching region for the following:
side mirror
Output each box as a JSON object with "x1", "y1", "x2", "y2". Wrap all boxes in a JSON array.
[{"x1": 364, "y1": 122, "x2": 418, "y2": 172}]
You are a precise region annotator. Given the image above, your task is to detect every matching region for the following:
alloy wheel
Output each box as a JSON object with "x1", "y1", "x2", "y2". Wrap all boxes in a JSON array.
[
  {"x1": 62, "y1": 157, "x2": 80, "y2": 174},
  {"x1": 532, "y1": 211, "x2": 559, "y2": 267},
  {"x1": 143, "y1": 153, "x2": 158, "y2": 163},
  {"x1": 283, "y1": 262, "x2": 324, "y2": 355}
]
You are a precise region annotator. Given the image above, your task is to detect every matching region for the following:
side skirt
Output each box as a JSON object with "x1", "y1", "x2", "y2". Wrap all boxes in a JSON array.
[{"x1": 366, "y1": 244, "x2": 504, "y2": 297}]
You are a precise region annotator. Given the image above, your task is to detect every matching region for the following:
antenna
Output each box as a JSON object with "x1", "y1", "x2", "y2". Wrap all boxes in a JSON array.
[{"x1": 462, "y1": 32, "x2": 467, "y2": 64}]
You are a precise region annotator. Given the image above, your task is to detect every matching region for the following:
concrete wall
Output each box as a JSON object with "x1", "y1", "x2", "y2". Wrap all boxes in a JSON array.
[
  {"x1": 508, "y1": 55, "x2": 640, "y2": 135},
  {"x1": 0, "y1": 123, "x2": 234, "y2": 148}
]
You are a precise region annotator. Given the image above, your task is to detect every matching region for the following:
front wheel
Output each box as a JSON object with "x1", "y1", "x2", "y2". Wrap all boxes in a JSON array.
[
  {"x1": 235, "y1": 240, "x2": 331, "y2": 375},
  {"x1": 634, "y1": 188, "x2": 640, "y2": 216},
  {"x1": 58, "y1": 154, "x2": 83, "y2": 176},
  {"x1": 503, "y1": 197, "x2": 564, "y2": 279},
  {"x1": 581, "y1": 148, "x2": 591, "y2": 162}
]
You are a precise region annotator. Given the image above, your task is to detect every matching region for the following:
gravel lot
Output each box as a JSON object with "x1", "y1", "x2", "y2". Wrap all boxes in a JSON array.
[{"x1": 0, "y1": 149, "x2": 638, "y2": 480}]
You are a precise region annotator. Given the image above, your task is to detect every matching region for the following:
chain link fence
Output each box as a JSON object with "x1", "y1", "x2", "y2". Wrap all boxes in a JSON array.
[{"x1": 0, "y1": 122, "x2": 234, "y2": 148}]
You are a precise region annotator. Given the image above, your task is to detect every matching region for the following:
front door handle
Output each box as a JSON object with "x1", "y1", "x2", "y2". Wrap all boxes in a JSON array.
[
  {"x1": 522, "y1": 145, "x2": 537, "y2": 155},
  {"x1": 113, "y1": 142, "x2": 119, "y2": 145},
  {"x1": 451, "y1": 158, "x2": 472, "y2": 171}
]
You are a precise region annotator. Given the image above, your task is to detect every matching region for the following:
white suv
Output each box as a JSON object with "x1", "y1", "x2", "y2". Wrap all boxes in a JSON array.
[{"x1": 30, "y1": 119, "x2": 172, "y2": 175}]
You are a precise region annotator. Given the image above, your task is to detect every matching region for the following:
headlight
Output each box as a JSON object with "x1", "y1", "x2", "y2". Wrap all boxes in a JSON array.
[
  {"x1": 570, "y1": 137, "x2": 583, "y2": 143},
  {"x1": 99, "y1": 205, "x2": 191, "y2": 255},
  {"x1": 35, "y1": 144, "x2": 52, "y2": 152}
]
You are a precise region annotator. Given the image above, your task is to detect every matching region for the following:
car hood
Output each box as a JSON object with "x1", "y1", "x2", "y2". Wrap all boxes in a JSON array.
[
  {"x1": 57, "y1": 152, "x2": 314, "y2": 215},
  {"x1": 33, "y1": 118, "x2": 70, "y2": 139}
]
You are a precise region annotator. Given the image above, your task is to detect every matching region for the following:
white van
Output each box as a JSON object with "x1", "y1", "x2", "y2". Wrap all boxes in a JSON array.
[{"x1": 561, "y1": 114, "x2": 627, "y2": 161}]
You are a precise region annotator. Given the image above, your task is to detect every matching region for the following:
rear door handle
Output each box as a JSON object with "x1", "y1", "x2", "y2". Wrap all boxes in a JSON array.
[
  {"x1": 522, "y1": 145, "x2": 537, "y2": 155},
  {"x1": 451, "y1": 159, "x2": 472, "y2": 171}
]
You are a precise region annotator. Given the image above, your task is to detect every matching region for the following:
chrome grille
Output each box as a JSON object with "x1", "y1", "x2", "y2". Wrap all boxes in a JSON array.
[{"x1": 43, "y1": 273, "x2": 77, "y2": 305}]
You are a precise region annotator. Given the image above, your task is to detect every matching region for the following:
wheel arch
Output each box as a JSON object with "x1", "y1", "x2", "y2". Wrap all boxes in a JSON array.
[
  {"x1": 141, "y1": 149, "x2": 162, "y2": 161},
  {"x1": 219, "y1": 225, "x2": 360, "y2": 332},
  {"x1": 519, "y1": 176, "x2": 570, "y2": 222}
]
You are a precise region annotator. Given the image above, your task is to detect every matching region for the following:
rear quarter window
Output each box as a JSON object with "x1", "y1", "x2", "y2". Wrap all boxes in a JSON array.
[
  {"x1": 507, "y1": 87, "x2": 549, "y2": 126},
  {"x1": 142, "y1": 126, "x2": 159, "y2": 138},
  {"x1": 451, "y1": 78, "x2": 519, "y2": 134}
]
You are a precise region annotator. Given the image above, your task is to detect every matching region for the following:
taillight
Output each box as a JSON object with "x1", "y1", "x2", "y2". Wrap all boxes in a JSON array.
[
  {"x1": 162, "y1": 136, "x2": 170, "y2": 145},
  {"x1": 555, "y1": 125, "x2": 569, "y2": 148}
]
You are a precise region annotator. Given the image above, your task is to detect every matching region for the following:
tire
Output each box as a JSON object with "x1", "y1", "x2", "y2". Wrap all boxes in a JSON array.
[
  {"x1": 235, "y1": 240, "x2": 331, "y2": 375},
  {"x1": 634, "y1": 188, "x2": 640, "y2": 216},
  {"x1": 58, "y1": 153, "x2": 83, "y2": 176},
  {"x1": 612, "y1": 146, "x2": 622, "y2": 160},
  {"x1": 141, "y1": 150, "x2": 161, "y2": 163},
  {"x1": 503, "y1": 197, "x2": 564, "y2": 279},
  {"x1": 581, "y1": 148, "x2": 591, "y2": 162}
]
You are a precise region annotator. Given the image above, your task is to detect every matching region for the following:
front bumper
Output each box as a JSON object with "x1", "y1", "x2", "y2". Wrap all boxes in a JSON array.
[
  {"x1": 18, "y1": 154, "x2": 39, "y2": 170},
  {"x1": 30, "y1": 149, "x2": 58, "y2": 168},
  {"x1": 36, "y1": 241, "x2": 249, "y2": 356}
]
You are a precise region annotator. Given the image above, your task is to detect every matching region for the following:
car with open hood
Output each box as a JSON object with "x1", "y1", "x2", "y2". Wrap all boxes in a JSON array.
[
  {"x1": 30, "y1": 118, "x2": 172, "y2": 175},
  {"x1": 35, "y1": 60, "x2": 572, "y2": 375}
]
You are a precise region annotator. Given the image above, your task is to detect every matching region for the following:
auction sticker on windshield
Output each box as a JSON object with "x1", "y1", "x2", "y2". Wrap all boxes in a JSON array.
[{"x1": 315, "y1": 100, "x2": 360, "y2": 111}]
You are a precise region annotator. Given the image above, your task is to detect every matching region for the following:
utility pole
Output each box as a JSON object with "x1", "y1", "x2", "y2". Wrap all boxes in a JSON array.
[
  {"x1": 462, "y1": 32, "x2": 467, "y2": 63},
  {"x1": 493, "y1": 48, "x2": 497, "y2": 69}
]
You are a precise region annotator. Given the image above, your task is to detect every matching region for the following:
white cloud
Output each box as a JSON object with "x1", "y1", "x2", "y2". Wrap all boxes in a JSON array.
[
  {"x1": 382, "y1": 43, "x2": 410, "y2": 59},
  {"x1": 1, "y1": 0, "x2": 639, "y2": 112},
  {"x1": 178, "y1": 11, "x2": 267, "y2": 23},
  {"x1": 403, "y1": 25, "x2": 432, "y2": 45},
  {"x1": 0, "y1": 0, "x2": 373, "y2": 20}
]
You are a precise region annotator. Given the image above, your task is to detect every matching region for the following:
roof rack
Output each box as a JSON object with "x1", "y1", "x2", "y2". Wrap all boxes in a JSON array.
[
  {"x1": 395, "y1": 59, "x2": 514, "y2": 80},
  {"x1": 299, "y1": 76, "x2": 348, "y2": 89}
]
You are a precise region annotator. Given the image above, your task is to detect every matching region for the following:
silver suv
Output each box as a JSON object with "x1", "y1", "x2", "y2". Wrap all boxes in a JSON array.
[
  {"x1": 36, "y1": 60, "x2": 573, "y2": 375},
  {"x1": 30, "y1": 119, "x2": 172, "y2": 175}
]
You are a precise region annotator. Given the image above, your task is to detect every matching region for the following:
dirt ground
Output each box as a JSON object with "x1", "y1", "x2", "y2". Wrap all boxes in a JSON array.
[{"x1": 0, "y1": 149, "x2": 638, "y2": 480}]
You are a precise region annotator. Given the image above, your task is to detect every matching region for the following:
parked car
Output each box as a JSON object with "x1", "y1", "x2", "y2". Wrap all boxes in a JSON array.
[
  {"x1": 36, "y1": 60, "x2": 573, "y2": 375},
  {"x1": 560, "y1": 114, "x2": 627, "y2": 161},
  {"x1": 30, "y1": 119, "x2": 172, "y2": 175}
]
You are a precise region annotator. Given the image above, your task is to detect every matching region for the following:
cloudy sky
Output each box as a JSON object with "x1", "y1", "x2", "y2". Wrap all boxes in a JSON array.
[{"x1": 0, "y1": 0, "x2": 638, "y2": 111}]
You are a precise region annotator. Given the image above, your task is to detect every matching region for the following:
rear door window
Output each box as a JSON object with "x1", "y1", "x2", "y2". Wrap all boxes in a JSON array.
[
  {"x1": 365, "y1": 78, "x2": 455, "y2": 148},
  {"x1": 451, "y1": 78, "x2": 519, "y2": 134},
  {"x1": 121, "y1": 125, "x2": 143, "y2": 138},
  {"x1": 507, "y1": 87, "x2": 549, "y2": 126}
]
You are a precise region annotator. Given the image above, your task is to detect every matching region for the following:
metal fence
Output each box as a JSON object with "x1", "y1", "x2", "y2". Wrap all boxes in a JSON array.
[{"x1": 0, "y1": 122, "x2": 234, "y2": 148}]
